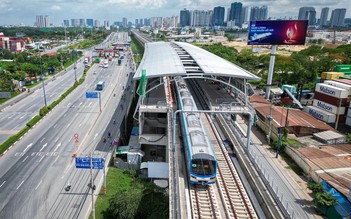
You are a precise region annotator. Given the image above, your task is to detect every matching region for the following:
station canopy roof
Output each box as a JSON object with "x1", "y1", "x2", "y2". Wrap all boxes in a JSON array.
[{"x1": 134, "y1": 42, "x2": 260, "y2": 81}]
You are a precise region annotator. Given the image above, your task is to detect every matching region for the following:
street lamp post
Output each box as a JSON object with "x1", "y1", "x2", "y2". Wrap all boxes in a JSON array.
[{"x1": 39, "y1": 55, "x2": 47, "y2": 107}]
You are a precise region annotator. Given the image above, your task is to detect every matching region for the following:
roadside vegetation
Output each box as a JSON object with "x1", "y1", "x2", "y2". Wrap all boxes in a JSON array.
[
  {"x1": 93, "y1": 168, "x2": 168, "y2": 219},
  {"x1": 130, "y1": 34, "x2": 144, "y2": 68},
  {"x1": 197, "y1": 43, "x2": 351, "y2": 90},
  {"x1": 0, "y1": 63, "x2": 91, "y2": 155}
]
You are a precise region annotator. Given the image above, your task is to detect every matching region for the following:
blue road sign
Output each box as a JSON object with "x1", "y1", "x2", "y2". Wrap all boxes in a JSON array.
[
  {"x1": 75, "y1": 157, "x2": 105, "y2": 169},
  {"x1": 86, "y1": 91, "x2": 99, "y2": 99}
]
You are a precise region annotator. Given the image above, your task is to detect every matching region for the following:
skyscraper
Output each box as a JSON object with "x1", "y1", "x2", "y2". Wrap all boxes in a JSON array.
[
  {"x1": 86, "y1": 19, "x2": 94, "y2": 28},
  {"x1": 63, "y1": 19, "x2": 69, "y2": 27},
  {"x1": 71, "y1": 19, "x2": 80, "y2": 27},
  {"x1": 298, "y1": 7, "x2": 316, "y2": 25},
  {"x1": 122, "y1": 17, "x2": 128, "y2": 27},
  {"x1": 36, "y1": 15, "x2": 50, "y2": 28},
  {"x1": 180, "y1": 8, "x2": 191, "y2": 27},
  {"x1": 320, "y1": 7, "x2": 329, "y2": 27},
  {"x1": 250, "y1": 6, "x2": 268, "y2": 21},
  {"x1": 330, "y1": 8, "x2": 347, "y2": 27},
  {"x1": 229, "y1": 2, "x2": 243, "y2": 27},
  {"x1": 94, "y1": 20, "x2": 100, "y2": 28},
  {"x1": 79, "y1": 19, "x2": 86, "y2": 27},
  {"x1": 213, "y1": 6, "x2": 225, "y2": 26}
]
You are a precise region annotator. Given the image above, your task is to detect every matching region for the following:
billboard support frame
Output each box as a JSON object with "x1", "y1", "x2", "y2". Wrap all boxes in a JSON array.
[{"x1": 265, "y1": 45, "x2": 277, "y2": 99}]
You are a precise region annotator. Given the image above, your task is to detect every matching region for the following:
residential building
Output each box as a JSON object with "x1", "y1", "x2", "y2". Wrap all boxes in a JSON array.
[
  {"x1": 298, "y1": 7, "x2": 316, "y2": 25},
  {"x1": 229, "y1": 2, "x2": 243, "y2": 27},
  {"x1": 213, "y1": 6, "x2": 225, "y2": 26},
  {"x1": 94, "y1": 20, "x2": 100, "y2": 28},
  {"x1": 250, "y1": 5, "x2": 268, "y2": 21},
  {"x1": 63, "y1": 20, "x2": 69, "y2": 27},
  {"x1": 71, "y1": 19, "x2": 80, "y2": 27},
  {"x1": 241, "y1": 6, "x2": 249, "y2": 24},
  {"x1": 79, "y1": 19, "x2": 86, "y2": 27},
  {"x1": 330, "y1": 8, "x2": 347, "y2": 27},
  {"x1": 191, "y1": 10, "x2": 213, "y2": 27},
  {"x1": 36, "y1": 15, "x2": 50, "y2": 28},
  {"x1": 122, "y1": 17, "x2": 128, "y2": 27},
  {"x1": 86, "y1": 19, "x2": 94, "y2": 28},
  {"x1": 180, "y1": 8, "x2": 191, "y2": 27},
  {"x1": 320, "y1": 7, "x2": 329, "y2": 27},
  {"x1": 150, "y1": 17, "x2": 163, "y2": 28},
  {"x1": 104, "y1": 20, "x2": 110, "y2": 29}
]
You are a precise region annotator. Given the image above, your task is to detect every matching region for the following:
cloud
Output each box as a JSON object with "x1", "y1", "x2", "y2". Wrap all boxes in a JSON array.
[
  {"x1": 0, "y1": 0, "x2": 10, "y2": 8},
  {"x1": 102, "y1": 0, "x2": 167, "y2": 9},
  {"x1": 51, "y1": 5, "x2": 62, "y2": 11}
]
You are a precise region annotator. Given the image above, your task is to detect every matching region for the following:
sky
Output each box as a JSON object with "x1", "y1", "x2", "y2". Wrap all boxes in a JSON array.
[{"x1": 0, "y1": 0, "x2": 351, "y2": 26}]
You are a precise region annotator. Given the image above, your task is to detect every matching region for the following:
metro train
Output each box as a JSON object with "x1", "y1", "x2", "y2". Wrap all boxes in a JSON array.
[{"x1": 175, "y1": 77, "x2": 217, "y2": 185}]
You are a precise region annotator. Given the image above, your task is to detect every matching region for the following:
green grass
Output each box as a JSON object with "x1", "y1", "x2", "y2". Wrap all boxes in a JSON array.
[
  {"x1": 0, "y1": 92, "x2": 21, "y2": 104},
  {"x1": 93, "y1": 168, "x2": 134, "y2": 219}
]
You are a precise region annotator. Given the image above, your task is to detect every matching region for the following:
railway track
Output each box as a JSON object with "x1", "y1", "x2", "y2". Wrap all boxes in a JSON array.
[
  {"x1": 190, "y1": 184, "x2": 221, "y2": 219},
  {"x1": 202, "y1": 114, "x2": 258, "y2": 219}
]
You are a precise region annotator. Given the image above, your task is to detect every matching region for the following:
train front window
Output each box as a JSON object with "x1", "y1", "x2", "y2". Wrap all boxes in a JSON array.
[{"x1": 192, "y1": 159, "x2": 216, "y2": 176}]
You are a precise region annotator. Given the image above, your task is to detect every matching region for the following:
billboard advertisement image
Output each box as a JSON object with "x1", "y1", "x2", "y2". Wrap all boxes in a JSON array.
[{"x1": 248, "y1": 20, "x2": 308, "y2": 45}]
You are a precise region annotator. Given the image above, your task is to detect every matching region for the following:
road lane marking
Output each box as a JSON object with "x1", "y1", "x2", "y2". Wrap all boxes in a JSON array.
[
  {"x1": 54, "y1": 137, "x2": 59, "y2": 143},
  {"x1": 66, "y1": 123, "x2": 71, "y2": 128},
  {"x1": 0, "y1": 181, "x2": 5, "y2": 188},
  {"x1": 89, "y1": 102, "x2": 92, "y2": 106},
  {"x1": 63, "y1": 113, "x2": 67, "y2": 118},
  {"x1": 54, "y1": 143, "x2": 62, "y2": 152},
  {"x1": 93, "y1": 133, "x2": 98, "y2": 140},
  {"x1": 22, "y1": 156, "x2": 29, "y2": 162},
  {"x1": 40, "y1": 138, "x2": 45, "y2": 143},
  {"x1": 53, "y1": 124, "x2": 57, "y2": 129},
  {"x1": 35, "y1": 180, "x2": 42, "y2": 190},
  {"x1": 79, "y1": 102, "x2": 83, "y2": 106},
  {"x1": 23, "y1": 143, "x2": 33, "y2": 152},
  {"x1": 16, "y1": 180, "x2": 24, "y2": 190},
  {"x1": 68, "y1": 137, "x2": 72, "y2": 142},
  {"x1": 19, "y1": 115, "x2": 25, "y2": 119},
  {"x1": 79, "y1": 123, "x2": 82, "y2": 127},
  {"x1": 39, "y1": 156, "x2": 45, "y2": 163},
  {"x1": 53, "y1": 155, "x2": 60, "y2": 164},
  {"x1": 39, "y1": 143, "x2": 48, "y2": 152}
]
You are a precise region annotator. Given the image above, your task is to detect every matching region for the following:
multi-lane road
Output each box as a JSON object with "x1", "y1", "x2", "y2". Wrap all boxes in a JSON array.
[{"x1": 0, "y1": 32, "x2": 134, "y2": 218}]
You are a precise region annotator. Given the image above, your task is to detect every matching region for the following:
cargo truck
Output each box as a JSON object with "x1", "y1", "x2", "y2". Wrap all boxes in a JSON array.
[{"x1": 118, "y1": 59, "x2": 122, "y2": 65}]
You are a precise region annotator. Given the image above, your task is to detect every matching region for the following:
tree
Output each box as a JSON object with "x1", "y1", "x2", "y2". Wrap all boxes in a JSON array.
[
  {"x1": 307, "y1": 182, "x2": 324, "y2": 194},
  {"x1": 0, "y1": 71, "x2": 14, "y2": 91},
  {"x1": 315, "y1": 192, "x2": 338, "y2": 207}
]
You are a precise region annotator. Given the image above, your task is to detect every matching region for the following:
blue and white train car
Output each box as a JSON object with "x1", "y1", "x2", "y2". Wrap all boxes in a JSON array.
[{"x1": 175, "y1": 77, "x2": 217, "y2": 185}]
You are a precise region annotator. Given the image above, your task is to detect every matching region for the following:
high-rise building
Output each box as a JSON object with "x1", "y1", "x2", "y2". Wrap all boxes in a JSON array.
[
  {"x1": 227, "y1": 8, "x2": 231, "y2": 22},
  {"x1": 104, "y1": 20, "x2": 110, "y2": 29},
  {"x1": 36, "y1": 15, "x2": 50, "y2": 28},
  {"x1": 319, "y1": 7, "x2": 329, "y2": 27},
  {"x1": 63, "y1": 19, "x2": 69, "y2": 27},
  {"x1": 213, "y1": 6, "x2": 225, "y2": 26},
  {"x1": 250, "y1": 5, "x2": 268, "y2": 21},
  {"x1": 94, "y1": 20, "x2": 100, "y2": 28},
  {"x1": 229, "y1": 2, "x2": 243, "y2": 27},
  {"x1": 86, "y1": 19, "x2": 94, "y2": 28},
  {"x1": 135, "y1": 19, "x2": 139, "y2": 27},
  {"x1": 330, "y1": 8, "x2": 347, "y2": 27},
  {"x1": 122, "y1": 18, "x2": 128, "y2": 27},
  {"x1": 71, "y1": 19, "x2": 80, "y2": 27},
  {"x1": 180, "y1": 8, "x2": 191, "y2": 27},
  {"x1": 241, "y1": 6, "x2": 249, "y2": 24},
  {"x1": 191, "y1": 10, "x2": 213, "y2": 27},
  {"x1": 150, "y1": 17, "x2": 163, "y2": 28},
  {"x1": 298, "y1": 7, "x2": 316, "y2": 25},
  {"x1": 79, "y1": 19, "x2": 86, "y2": 27},
  {"x1": 139, "y1": 18, "x2": 143, "y2": 27}
]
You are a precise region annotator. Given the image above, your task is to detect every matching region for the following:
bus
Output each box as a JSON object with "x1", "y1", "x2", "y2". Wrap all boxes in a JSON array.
[{"x1": 96, "y1": 81, "x2": 105, "y2": 90}]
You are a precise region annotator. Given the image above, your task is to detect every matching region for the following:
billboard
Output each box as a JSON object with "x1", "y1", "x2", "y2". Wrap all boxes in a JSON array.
[{"x1": 248, "y1": 20, "x2": 308, "y2": 45}]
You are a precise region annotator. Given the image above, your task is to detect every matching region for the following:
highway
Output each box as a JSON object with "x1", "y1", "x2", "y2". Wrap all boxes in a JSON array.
[{"x1": 0, "y1": 32, "x2": 133, "y2": 218}]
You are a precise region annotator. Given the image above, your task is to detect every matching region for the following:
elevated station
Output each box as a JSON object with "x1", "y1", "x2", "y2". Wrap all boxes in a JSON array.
[{"x1": 132, "y1": 41, "x2": 261, "y2": 218}]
